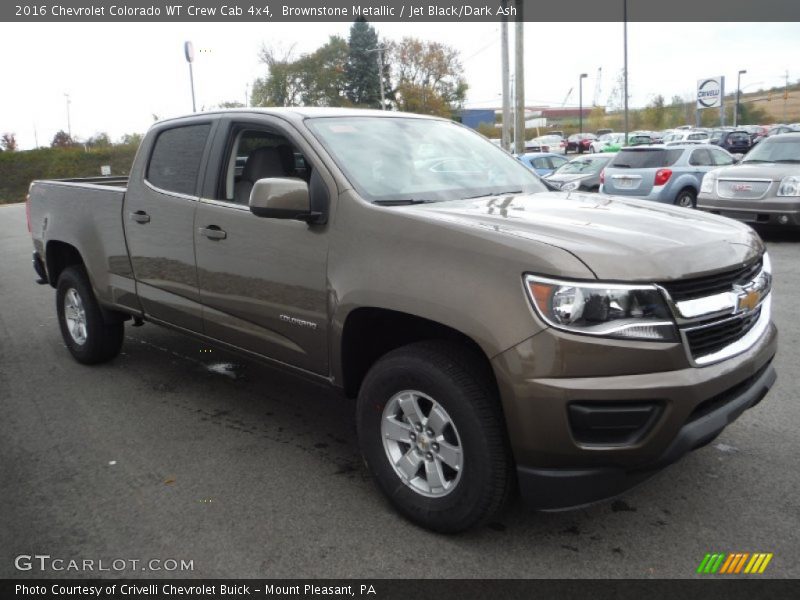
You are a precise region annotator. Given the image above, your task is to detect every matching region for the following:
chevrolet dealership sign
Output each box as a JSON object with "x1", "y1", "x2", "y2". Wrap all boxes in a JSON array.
[{"x1": 697, "y1": 76, "x2": 724, "y2": 109}]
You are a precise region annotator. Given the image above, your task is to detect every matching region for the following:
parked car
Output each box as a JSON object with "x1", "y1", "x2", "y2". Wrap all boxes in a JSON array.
[
  {"x1": 27, "y1": 108, "x2": 776, "y2": 533},
  {"x1": 565, "y1": 132, "x2": 596, "y2": 154},
  {"x1": 662, "y1": 130, "x2": 711, "y2": 144},
  {"x1": 600, "y1": 143, "x2": 736, "y2": 207},
  {"x1": 517, "y1": 152, "x2": 569, "y2": 176},
  {"x1": 753, "y1": 124, "x2": 800, "y2": 145},
  {"x1": 628, "y1": 134, "x2": 655, "y2": 146},
  {"x1": 590, "y1": 133, "x2": 623, "y2": 153},
  {"x1": 526, "y1": 134, "x2": 565, "y2": 154},
  {"x1": 543, "y1": 153, "x2": 615, "y2": 192},
  {"x1": 596, "y1": 128, "x2": 613, "y2": 137},
  {"x1": 697, "y1": 132, "x2": 800, "y2": 227},
  {"x1": 712, "y1": 130, "x2": 753, "y2": 154}
]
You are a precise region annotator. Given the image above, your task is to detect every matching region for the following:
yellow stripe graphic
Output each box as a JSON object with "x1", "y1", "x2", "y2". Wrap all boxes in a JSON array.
[
  {"x1": 744, "y1": 554, "x2": 760, "y2": 574},
  {"x1": 758, "y1": 553, "x2": 773, "y2": 573}
]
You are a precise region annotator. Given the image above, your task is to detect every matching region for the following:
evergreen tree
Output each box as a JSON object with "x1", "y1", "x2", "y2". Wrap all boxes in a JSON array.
[{"x1": 345, "y1": 18, "x2": 381, "y2": 108}]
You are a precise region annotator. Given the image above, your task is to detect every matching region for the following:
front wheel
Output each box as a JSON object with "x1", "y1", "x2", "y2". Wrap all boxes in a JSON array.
[
  {"x1": 356, "y1": 341, "x2": 512, "y2": 533},
  {"x1": 674, "y1": 188, "x2": 697, "y2": 208},
  {"x1": 56, "y1": 266, "x2": 124, "y2": 364}
]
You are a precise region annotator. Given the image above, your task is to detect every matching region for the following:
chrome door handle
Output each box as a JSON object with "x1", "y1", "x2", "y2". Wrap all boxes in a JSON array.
[
  {"x1": 130, "y1": 210, "x2": 150, "y2": 224},
  {"x1": 199, "y1": 226, "x2": 227, "y2": 240}
]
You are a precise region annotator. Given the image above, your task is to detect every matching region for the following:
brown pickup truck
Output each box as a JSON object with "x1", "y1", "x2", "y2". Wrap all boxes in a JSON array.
[{"x1": 28, "y1": 108, "x2": 777, "y2": 532}]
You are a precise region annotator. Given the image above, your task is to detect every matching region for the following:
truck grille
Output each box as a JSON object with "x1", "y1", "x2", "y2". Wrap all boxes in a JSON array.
[
  {"x1": 660, "y1": 259, "x2": 762, "y2": 302},
  {"x1": 716, "y1": 179, "x2": 771, "y2": 200},
  {"x1": 685, "y1": 307, "x2": 762, "y2": 360}
]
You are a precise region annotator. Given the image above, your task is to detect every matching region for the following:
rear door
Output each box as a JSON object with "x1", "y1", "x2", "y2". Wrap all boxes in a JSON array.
[
  {"x1": 193, "y1": 115, "x2": 333, "y2": 375},
  {"x1": 124, "y1": 120, "x2": 215, "y2": 331}
]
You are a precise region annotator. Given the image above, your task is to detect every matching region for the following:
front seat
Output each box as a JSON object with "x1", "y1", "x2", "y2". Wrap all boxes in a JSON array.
[{"x1": 234, "y1": 147, "x2": 287, "y2": 203}]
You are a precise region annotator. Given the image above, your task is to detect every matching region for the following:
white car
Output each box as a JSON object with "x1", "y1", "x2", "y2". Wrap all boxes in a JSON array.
[
  {"x1": 590, "y1": 132, "x2": 625, "y2": 153},
  {"x1": 662, "y1": 130, "x2": 710, "y2": 144}
]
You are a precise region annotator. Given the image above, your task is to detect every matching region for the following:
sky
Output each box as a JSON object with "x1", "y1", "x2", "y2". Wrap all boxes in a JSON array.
[{"x1": 0, "y1": 21, "x2": 797, "y2": 149}]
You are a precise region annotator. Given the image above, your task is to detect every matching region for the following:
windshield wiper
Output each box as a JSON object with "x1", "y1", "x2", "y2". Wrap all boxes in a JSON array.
[
  {"x1": 613, "y1": 164, "x2": 631, "y2": 168},
  {"x1": 462, "y1": 190, "x2": 522, "y2": 200},
  {"x1": 741, "y1": 159, "x2": 771, "y2": 163},
  {"x1": 373, "y1": 199, "x2": 434, "y2": 205},
  {"x1": 771, "y1": 159, "x2": 800, "y2": 163}
]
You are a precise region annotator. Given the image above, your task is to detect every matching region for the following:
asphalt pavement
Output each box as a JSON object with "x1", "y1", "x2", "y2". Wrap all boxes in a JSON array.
[{"x1": 1, "y1": 202, "x2": 798, "y2": 578}]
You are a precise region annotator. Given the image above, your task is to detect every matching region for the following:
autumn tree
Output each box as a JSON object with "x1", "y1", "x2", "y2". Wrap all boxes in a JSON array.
[
  {"x1": 119, "y1": 133, "x2": 143, "y2": 146},
  {"x1": 1, "y1": 132, "x2": 18, "y2": 151},
  {"x1": 389, "y1": 38, "x2": 467, "y2": 117},
  {"x1": 86, "y1": 132, "x2": 111, "y2": 148},
  {"x1": 51, "y1": 130, "x2": 74, "y2": 148}
]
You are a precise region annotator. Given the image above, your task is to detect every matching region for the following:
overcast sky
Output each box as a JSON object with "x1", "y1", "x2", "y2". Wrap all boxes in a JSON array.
[{"x1": 1, "y1": 21, "x2": 797, "y2": 149}]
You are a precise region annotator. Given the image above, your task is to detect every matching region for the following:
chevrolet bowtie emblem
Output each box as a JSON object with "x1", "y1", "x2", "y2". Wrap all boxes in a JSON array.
[{"x1": 736, "y1": 289, "x2": 761, "y2": 313}]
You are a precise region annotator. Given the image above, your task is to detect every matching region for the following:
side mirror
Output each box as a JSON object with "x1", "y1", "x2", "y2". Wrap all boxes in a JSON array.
[{"x1": 249, "y1": 178, "x2": 321, "y2": 223}]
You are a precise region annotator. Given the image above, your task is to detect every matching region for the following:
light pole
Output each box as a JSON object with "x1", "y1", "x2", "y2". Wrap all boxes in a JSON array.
[
  {"x1": 623, "y1": 0, "x2": 629, "y2": 141},
  {"x1": 367, "y1": 45, "x2": 387, "y2": 110},
  {"x1": 578, "y1": 73, "x2": 588, "y2": 135},
  {"x1": 184, "y1": 41, "x2": 196, "y2": 113},
  {"x1": 64, "y1": 93, "x2": 72, "y2": 139},
  {"x1": 735, "y1": 69, "x2": 747, "y2": 127}
]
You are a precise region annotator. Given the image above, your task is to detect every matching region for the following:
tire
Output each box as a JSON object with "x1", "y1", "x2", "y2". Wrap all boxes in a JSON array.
[
  {"x1": 356, "y1": 341, "x2": 512, "y2": 533},
  {"x1": 674, "y1": 188, "x2": 697, "y2": 209},
  {"x1": 56, "y1": 265, "x2": 124, "y2": 364}
]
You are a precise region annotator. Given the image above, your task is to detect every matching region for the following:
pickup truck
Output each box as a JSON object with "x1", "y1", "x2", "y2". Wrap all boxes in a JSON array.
[{"x1": 28, "y1": 108, "x2": 777, "y2": 533}]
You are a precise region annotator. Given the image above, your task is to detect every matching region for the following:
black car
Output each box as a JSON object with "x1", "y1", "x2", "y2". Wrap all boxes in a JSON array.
[{"x1": 713, "y1": 130, "x2": 752, "y2": 154}]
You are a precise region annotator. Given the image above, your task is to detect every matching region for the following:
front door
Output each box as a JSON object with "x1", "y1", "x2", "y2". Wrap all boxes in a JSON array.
[{"x1": 193, "y1": 117, "x2": 332, "y2": 375}]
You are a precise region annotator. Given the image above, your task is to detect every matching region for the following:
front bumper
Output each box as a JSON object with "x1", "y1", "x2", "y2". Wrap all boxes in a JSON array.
[
  {"x1": 697, "y1": 193, "x2": 800, "y2": 226},
  {"x1": 491, "y1": 318, "x2": 777, "y2": 509}
]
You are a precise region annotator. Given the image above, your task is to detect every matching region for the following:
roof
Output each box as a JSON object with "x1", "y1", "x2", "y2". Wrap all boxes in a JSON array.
[{"x1": 155, "y1": 106, "x2": 440, "y2": 126}]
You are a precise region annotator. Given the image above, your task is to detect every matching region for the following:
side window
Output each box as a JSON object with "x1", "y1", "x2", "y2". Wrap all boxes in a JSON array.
[
  {"x1": 146, "y1": 124, "x2": 211, "y2": 196},
  {"x1": 221, "y1": 127, "x2": 311, "y2": 203},
  {"x1": 689, "y1": 149, "x2": 710, "y2": 166},
  {"x1": 532, "y1": 158, "x2": 547, "y2": 170},
  {"x1": 711, "y1": 150, "x2": 734, "y2": 166}
]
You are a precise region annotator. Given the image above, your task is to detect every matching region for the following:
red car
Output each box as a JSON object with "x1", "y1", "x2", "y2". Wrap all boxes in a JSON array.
[{"x1": 565, "y1": 133, "x2": 596, "y2": 154}]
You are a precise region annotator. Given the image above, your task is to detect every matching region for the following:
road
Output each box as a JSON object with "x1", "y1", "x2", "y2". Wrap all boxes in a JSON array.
[{"x1": 1, "y1": 202, "x2": 798, "y2": 579}]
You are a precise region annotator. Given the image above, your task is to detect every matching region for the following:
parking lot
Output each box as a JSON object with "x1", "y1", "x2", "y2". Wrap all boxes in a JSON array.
[{"x1": 1, "y1": 201, "x2": 798, "y2": 579}]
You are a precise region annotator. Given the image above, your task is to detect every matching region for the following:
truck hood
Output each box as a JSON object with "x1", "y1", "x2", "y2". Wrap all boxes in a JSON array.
[
  {"x1": 710, "y1": 162, "x2": 800, "y2": 181},
  {"x1": 409, "y1": 192, "x2": 763, "y2": 281}
]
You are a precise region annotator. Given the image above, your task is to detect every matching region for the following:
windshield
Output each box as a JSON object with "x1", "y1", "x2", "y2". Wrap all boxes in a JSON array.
[
  {"x1": 743, "y1": 137, "x2": 800, "y2": 163},
  {"x1": 554, "y1": 156, "x2": 608, "y2": 175},
  {"x1": 306, "y1": 117, "x2": 546, "y2": 202}
]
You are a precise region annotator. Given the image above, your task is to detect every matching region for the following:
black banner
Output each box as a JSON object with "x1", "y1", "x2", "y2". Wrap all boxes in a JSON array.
[
  {"x1": 3, "y1": 579, "x2": 800, "y2": 600},
  {"x1": 3, "y1": 0, "x2": 800, "y2": 23}
]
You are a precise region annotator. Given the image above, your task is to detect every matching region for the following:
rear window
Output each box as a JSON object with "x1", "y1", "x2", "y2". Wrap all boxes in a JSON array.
[
  {"x1": 610, "y1": 149, "x2": 683, "y2": 169},
  {"x1": 729, "y1": 132, "x2": 750, "y2": 143},
  {"x1": 146, "y1": 124, "x2": 211, "y2": 196}
]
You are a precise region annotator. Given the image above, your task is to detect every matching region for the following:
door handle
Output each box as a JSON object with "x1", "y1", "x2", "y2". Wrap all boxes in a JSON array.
[
  {"x1": 199, "y1": 226, "x2": 227, "y2": 240},
  {"x1": 129, "y1": 210, "x2": 150, "y2": 224}
]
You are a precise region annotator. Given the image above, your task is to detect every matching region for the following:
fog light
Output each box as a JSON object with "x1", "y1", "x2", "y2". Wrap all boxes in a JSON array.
[{"x1": 779, "y1": 215, "x2": 789, "y2": 225}]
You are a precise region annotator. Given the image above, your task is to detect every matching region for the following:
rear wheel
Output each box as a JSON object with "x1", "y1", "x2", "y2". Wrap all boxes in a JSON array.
[
  {"x1": 56, "y1": 266, "x2": 124, "y2": 364},
  {"x1": 674, "y1": 188, "x2": 697, "y2": 208},
  {"x1": 356, "y1": 341, "x2": 512, "y2": 533}
]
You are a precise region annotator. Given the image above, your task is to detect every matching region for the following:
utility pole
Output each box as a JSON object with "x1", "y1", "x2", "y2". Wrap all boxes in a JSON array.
[
  {"x1": 514, "y1": 0, "x2": 524, "y2": 155},
  {"x1": 734, "y1": 69, "x2": 746, "y2": 127},
  {"x1": 784, "y1": 70, "x2": 789, "y2": 123},
  {"x1": 579, "y1": 73, "x2": 588, "y2": 135},
  {"x1": 623, "y1": 0, "x2": 629, "y2": 142},
  {"x1": 500, "y1": 0, "x2": 510, "y2": 152},
  {"x1": 245, "y1": 83, "x2": 249, "y2": 107},
  {"x1": 64, "y1": 93, "x2": 72, "y2": 139}
]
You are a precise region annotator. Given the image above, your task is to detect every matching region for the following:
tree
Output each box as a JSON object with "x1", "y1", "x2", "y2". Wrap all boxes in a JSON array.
[
  {"x1": 1, "y1": 132, "x2": 17, "y2": 152},
  {"x1": 642, "y1": 95, "x2": 666, "y2": 130},
  {"x1": 251, "y1": 44, "x2": 302, "y2": 107},
  {"x1": 51, "y1": 130, "x2": 74, "y2": 148},
  {"x1": 119, "y1": 133, "x2": 143, "y2": 146},
  {"x1": 389, "y1": 38, "x2": 467, "y2": 116},
  {"x1": 217, "y1": 101, "x2": 245, "y2": 109},
  {"x1": 345, "y1": 18, "x2": 381, "y2": 108},
  {"x1": 86, "y1": 132, "x2": 111, "y2": 148}
]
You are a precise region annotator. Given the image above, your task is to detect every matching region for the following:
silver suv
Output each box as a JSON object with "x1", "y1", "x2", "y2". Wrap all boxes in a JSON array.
[
  {"x1": 697, "y1": 132, "x2": 800, "y2": 227},
  {"x1": 600, "y1": 144, "x2": 737, "y2": 207}
]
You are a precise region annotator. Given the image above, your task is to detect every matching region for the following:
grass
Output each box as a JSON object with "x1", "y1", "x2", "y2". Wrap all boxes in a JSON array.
[{"x1": 0, "y1": 144, "x2": 138, "y2": 205}]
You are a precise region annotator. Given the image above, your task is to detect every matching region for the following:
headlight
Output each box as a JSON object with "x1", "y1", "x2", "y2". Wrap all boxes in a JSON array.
[
  {"x1": 525, "y1": 275, "x2": 678, "y2": 341},
  {"x1": 777, "y1": 176, "x2": 800, "y2": 197},
  {"x1": 700, "y1": 173, "x2": 715, "y2": 194},
  {"x1": 561, "y1": 181, "x2": 580, "y2": 191}
]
